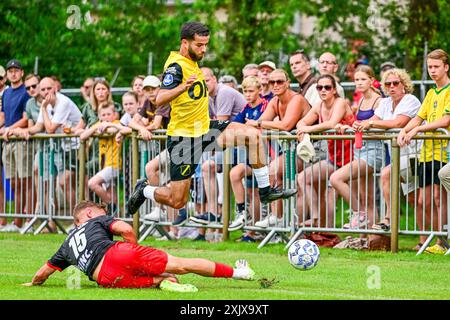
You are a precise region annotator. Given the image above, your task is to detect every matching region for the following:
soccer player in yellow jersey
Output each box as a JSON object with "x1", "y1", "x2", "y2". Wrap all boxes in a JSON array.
[
  {"x1": 398, "y1": 49, "x2": 450, "y2": 254},
  {"x1": 127, "y1": 22, "x2": 296, "y2": 223}
]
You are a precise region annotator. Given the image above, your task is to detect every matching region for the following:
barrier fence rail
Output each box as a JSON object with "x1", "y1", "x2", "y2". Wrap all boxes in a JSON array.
[{"x1": 0, "y1": 129, "x2": 449, "y2": 255}]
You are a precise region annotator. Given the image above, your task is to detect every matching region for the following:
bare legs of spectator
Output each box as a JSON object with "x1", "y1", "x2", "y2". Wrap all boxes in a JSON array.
[
  {"x1": 379, "y1": 165, "x2": 393, "y2": 226},
  {"x1": 230, "y1": 163, "x2": 261, "y2": 238},
  {"x1": 9, "y1": 177, "x2": 33, "y2": 228},
  {"x1": 378, "y1": 165, "x2": 419, "y2": 231},
  {"x1": 33, "y1": 164, "x2": 59, "y2": 232},
  {"x1": 202, "y1": 159, "x2": 221, "y2": 217},
  {"x1": 417, "y1": 184, "x2": 447, "y2": 246},
  {"x1": 58, "y1": 171, "x2": 77, "y2": 214},
  {"x1": 295, "y1": 158, "x2": 309, "y2": 227},
  {"x1": 87, "y1": 175, "x2": 116, "y2": 204},
  {"x1": 297, "y1": 160, "x2": 336, "y2": 228},
  {"x1": 269, "y1": 155, "x2": 284, "y2": 222},
  {"x1": 330, "y1": 159, "x2": 377, "y2": 228}
]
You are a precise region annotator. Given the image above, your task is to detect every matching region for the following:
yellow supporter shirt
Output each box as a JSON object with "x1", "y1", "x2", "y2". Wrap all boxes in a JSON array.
[
  {"x1": 417, "y1": 83, "x2": 450, "y2": 162},
  {"x1": 160, "y1": 51, "x2": 210, "y2": 137},
  {"x1": 97, "y1": 120, "x2": 121, "y2": 169}
]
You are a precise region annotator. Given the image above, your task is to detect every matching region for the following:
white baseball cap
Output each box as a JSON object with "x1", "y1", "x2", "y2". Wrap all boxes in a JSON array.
[
  {"x1": 258, "y1": 61, "x2": 276, "y2": 71},
  {"x1": 143, "y1": 75, "x2": 161, "y2": 88},
  {"x1": 296, "y1": 133, "x2": 316, "y2": 163}
]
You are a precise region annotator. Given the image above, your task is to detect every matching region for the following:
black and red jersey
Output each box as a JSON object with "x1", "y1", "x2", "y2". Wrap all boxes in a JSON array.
[{"x1": 47, "y1": 215, "x2": 118, "y2": 281}]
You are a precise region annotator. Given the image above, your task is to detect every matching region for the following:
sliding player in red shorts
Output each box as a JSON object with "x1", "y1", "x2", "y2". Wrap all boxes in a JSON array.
[{"x1": 23, "y1": 201, "x2": 255, "y2": 292}]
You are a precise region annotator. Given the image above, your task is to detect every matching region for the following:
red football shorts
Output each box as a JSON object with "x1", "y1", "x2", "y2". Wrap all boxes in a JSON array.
[{"x1": 97, "y1": 242, "x2": 168, "y2": 288}]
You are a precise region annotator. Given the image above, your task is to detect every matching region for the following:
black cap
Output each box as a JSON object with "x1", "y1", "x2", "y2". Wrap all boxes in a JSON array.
[{"x1": 6, "y1": 59, "x2": 23, "y2": 70}]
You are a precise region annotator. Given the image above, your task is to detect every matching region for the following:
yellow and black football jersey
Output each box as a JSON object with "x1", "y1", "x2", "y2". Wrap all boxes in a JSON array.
[{"x1": 161, "y1": 51, "x2": 210, "y2": 137}]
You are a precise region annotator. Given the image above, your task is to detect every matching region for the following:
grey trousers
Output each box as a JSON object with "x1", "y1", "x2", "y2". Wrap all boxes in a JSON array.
[{"x1": 438, "y1": 162, "x2": 450, "y2": 193}]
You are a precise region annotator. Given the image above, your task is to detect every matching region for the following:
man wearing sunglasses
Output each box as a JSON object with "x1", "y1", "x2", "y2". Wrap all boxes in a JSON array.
[
  {"x1": 23, "y1": 74, "x2": 42, "y2": 124},
  {"x1": 0, "y1": 59, "x2": 32, "y2": 233}
]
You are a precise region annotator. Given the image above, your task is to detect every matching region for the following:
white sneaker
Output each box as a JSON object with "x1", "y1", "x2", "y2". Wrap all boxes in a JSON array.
[
  {"x1": 144, "y1": 207, "x2": 167, "y2": 222},
  {"x1": 0, "y1": 223, "x2": 21, "y2": 233},
  {"x1": 255, "y1": 215, "x2": 279, "y2": 228},
  {"x1": 229, "y1": 210, "x2": 252, "y2": 231}
]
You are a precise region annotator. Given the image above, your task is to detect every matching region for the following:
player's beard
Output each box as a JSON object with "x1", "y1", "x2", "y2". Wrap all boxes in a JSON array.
[{"x1": 188, "y1": 45, "x2": 204, "y2": 62}]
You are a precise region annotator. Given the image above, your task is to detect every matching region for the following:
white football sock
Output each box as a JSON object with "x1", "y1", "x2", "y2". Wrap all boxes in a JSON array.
[{"x1": 143, "y1": 185, "x2": 157, "y2": 201}]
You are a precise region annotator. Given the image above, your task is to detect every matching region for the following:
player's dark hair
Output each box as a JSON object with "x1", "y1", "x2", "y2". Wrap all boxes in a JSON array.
[{"x1": 180, "y1": 21, "x2": 209, "y2": 40}]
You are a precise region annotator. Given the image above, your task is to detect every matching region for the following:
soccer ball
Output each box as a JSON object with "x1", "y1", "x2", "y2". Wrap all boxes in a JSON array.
[{"x1": 288, "y1": 239, "x2": 320, "y2": 270}]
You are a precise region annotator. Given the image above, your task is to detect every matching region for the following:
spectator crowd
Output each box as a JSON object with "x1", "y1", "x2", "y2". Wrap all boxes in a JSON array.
[{"x1": 0, "y1": 48, "x2": 449, "y2": 253}]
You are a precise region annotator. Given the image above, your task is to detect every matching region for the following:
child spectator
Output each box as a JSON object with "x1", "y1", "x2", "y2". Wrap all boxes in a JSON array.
[
  {"x1": 229, "y1": 76, "x2": 268, "y2": 240},
  {"x1": 131, "y1": 75, "x2": 146, "y2": 108},
  {"x1": 80, "y1": 103, "x2": 122, "y2": 215},
  {"x1": 397, "y1": 49, "x2": 450, "y2": 253},
  {"x1": 114, "y1": 91, "x2": 141, "y2": 143},
  {"x1": 330, "y1": 65, "x2": 382, "y2": 229}
]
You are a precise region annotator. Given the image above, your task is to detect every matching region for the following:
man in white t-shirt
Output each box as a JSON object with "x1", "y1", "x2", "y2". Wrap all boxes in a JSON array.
[
  {"x1": 304, "y1": 52, "x2": 345, "y2": 108},
  {"x1": 24, "y1": 77, "x2": 82, "y2": 212}
]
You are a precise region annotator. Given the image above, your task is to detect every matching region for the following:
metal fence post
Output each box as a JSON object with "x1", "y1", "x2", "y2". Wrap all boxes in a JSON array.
[
  {"x1": 390, "y1": 137, "x2": 401, "y2": 253},
  {"x1": 222, "y1": 147, "x2": 231, "y2": 241},
  {"x1": 78, "y1": 139, "x2": 86, "y2": 202},
  {"x1": 131, "y1": 132, "x2": 140, "y2": 237}
]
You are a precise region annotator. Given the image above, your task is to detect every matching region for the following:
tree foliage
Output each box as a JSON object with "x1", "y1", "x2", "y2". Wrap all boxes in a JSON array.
[{"x1": 0, "y1": 0, "x2": 447, "y2": 89}]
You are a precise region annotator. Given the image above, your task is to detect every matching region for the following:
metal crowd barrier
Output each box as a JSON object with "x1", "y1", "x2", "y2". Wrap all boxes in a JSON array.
[{"x1": 1, "y1": 130, "x2": 449, "y2": 255}]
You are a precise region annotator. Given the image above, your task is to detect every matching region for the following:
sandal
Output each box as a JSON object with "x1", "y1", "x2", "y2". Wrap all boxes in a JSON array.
[
  {"x1": 299, "y1": 218, "x2": 318, "y2": 228},
  {"x1": 372, "y1": 218, "x2": 390, "y2": 231},
  {"x1": 372, "y1": 222, "x2": 390, "y2": 231}
]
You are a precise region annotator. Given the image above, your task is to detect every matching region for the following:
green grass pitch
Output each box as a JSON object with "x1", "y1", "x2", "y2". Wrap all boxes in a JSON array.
[{"x1": 1, "y1": 232, "x2": 449, "y2": 300}]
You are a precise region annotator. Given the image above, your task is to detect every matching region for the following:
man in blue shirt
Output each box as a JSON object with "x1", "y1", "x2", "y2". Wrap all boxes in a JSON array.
[{"x1": 0, "y1": 59, "x2": 32, "y2": 233}]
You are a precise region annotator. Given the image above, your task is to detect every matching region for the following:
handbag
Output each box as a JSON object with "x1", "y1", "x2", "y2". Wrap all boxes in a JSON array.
[{"x1": 304, "y1": 232, "x2": 341, "y2": 247}]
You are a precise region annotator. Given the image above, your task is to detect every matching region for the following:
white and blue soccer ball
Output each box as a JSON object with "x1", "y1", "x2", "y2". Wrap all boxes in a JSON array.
[{"x1": 288, "y1": 239, "x2": 320, "y2": 270}]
